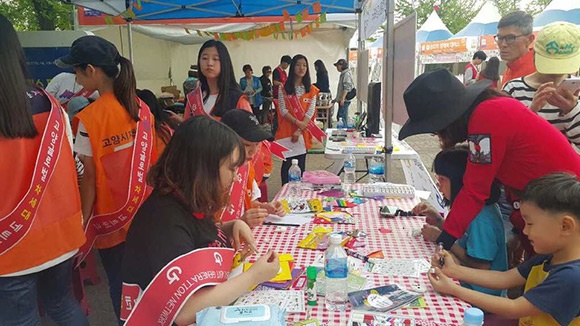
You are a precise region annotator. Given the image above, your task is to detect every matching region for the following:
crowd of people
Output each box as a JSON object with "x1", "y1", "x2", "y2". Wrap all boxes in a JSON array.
[{"x1": 1, "y1": 7, "x2": 579, "y2": 326}]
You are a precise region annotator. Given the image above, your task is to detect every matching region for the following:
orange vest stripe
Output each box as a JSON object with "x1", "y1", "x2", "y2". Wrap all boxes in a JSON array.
[{"x1": 275, "y1": 86, "x2": 320, "y2": 150}]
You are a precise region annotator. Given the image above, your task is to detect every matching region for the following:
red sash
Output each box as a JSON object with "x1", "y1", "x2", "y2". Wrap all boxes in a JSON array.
[
  {"x1": 0, "y1": 91, "x2": 65, "y2": 255},
  {"x1": 184, "y1": 86, "x2": 204, "y2": 119},
  {"x1": 219, "y1": 164, "x2": 250, "y2": 222},
  {"x1": 121, "y1": 247, "x2": 234, "y2": 325},
  {"x1": 262, "y1": 140, "x2": 289, "y2": 160},
  {"x1": 286, "y1": 94, "x2": 326, "y2": 142},
  {"x1": 75, "y1": 100, "x2": 153, "y2": 266}
]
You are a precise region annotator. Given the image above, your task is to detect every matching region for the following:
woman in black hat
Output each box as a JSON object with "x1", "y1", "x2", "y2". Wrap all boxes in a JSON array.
[{"x1": 399, "y1": 69, "x2": 580, "y2": 254}]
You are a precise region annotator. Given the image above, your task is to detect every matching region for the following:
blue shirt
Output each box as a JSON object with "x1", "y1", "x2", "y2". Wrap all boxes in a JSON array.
[
  {"x1": 518, "y1": 254, "x2": 580, "y2": 325},
  {"x1": 456, "y1": 204, "x2": 508, "y2": 297}
]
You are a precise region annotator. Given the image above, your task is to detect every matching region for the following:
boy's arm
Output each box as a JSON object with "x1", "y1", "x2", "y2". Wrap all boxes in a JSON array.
[
  {"x1": 430, "y1": 268, "x2": 542, "y2": 319},
  {"x1": 435, "y1": 250, "x2": 526, "y2": 290}
]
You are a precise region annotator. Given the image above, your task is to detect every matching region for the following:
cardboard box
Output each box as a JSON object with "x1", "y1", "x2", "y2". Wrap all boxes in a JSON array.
[{"x1": 161, "y1": 85, "x2": 181, "y2": 99}]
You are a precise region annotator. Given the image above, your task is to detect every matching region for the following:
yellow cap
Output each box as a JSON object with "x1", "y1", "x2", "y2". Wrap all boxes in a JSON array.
[{"x1": 534, "y1": 22, "x2": 580, "y2": 74}]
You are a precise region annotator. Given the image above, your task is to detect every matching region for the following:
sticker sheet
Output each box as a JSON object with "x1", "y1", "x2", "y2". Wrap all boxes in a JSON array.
[
  {"x1": 370, "y1": 259, "x2": 431, "y2": 278},
  {"x1": 235, "y1": 290, "x2": 305, "y2": 313}
]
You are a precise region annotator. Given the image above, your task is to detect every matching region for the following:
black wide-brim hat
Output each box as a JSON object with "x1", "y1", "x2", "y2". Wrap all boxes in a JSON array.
[{"x1": 398, "y1": 69, "x2": 491, "y2": 140}]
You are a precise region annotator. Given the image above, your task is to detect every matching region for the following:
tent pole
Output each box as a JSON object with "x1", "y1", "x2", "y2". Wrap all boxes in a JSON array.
[
  {"x1": 356, "y1": 9, "x2": 364, "y2": 113},
  {"x1": 382, "y1": 0, "x2": 395, "y2": 182},
  {"x1": 127, "y1": 20, "x2": 134, "y2": 62}
]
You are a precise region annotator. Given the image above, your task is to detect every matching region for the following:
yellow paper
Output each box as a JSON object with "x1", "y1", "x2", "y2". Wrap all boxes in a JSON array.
[{"x1": 243, "y1": 260, "x2": 293, "y2": 282}]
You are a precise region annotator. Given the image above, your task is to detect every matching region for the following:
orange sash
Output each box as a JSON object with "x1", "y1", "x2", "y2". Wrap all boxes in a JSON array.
[
  {"x1": 220, "y1": 164, "x2": 250, "y2": 223},
  {"x1": 75, "y1": 101, "x2": 154, "y2": 266},
  {"x1": 0, "y1": 91, "x2": 65, "y2": 255},
  {"x1": 285, "y1": 94, "x2": 326, "y2": 143},
  {"x1": 121, "y1": 247, "x2": 234, "y2": 325}
]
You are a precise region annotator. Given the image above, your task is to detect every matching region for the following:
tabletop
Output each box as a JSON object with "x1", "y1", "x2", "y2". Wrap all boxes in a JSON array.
[
  {"x1": 324, "y1": 128, "x2": 419, "y2": 161},
  {"x1": 251, "y1": 184, "x2": 470, "y2": 326}
]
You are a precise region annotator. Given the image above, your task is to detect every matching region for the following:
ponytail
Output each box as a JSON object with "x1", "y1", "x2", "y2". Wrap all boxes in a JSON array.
[
  {"x1": 99, "y1": 56, "x2": 140, "y2": 122},
  {"x1": 115, "y1": 57, "x2": 139, "y2": 121}
]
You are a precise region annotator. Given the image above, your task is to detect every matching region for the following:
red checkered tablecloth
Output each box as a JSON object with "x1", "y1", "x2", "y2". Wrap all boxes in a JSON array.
[{"x1": 251, "y1": 184, "x2": 469, "y2": 326}]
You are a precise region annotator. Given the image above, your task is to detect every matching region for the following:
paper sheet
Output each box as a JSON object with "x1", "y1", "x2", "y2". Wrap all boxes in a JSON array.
[
  {"x1": 264, "y1": 213, "x2": 313, "y2": 226},
  {"x1": 370, "y1": 258, "x2": 431, "y2": 278},
  {"x1": 276, "y1": 136, "x2": 306, "y2": 159},
  {"x1": 235, "y1": 290, "x2": 305, "y2": 313}
]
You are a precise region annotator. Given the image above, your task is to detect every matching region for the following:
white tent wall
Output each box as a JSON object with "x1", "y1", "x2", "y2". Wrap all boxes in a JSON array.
[
  {"x1": 92, "y1": 26, "x2": 353, "y2": 96},
  {"x1": 93, "y1": 26, "x2": 174, "y2": 91}
]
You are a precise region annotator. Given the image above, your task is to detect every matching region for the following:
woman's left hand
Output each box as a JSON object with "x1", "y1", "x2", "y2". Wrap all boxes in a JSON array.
[
  {"x1": 231, "y1": 220, "x2": 258, "y2": 253},
  {"x1": 428, "y1": 267, "x2": 459, "y2": 296},
  {"x1": 260, "y1": 201, "x2": 287, "y2": 217},
  {"x1": 296, "y1": 120, "x2": 308, "y2": 131}
]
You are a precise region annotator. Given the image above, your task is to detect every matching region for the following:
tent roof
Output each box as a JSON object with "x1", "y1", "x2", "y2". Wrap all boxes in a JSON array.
[
  {"x1": 69, "y1": 0, "x2": 355, "y2": 21},
  {"x1": 534, "y1": 0, "x2": 580, "y2": 29},
  {"x1": 417, "y1": 10, "x2": 452, "y2": 42},
  {"x1": 452, "y1": 1, "x2": 500, "y2": 38},
  {"x1": 369, "y1": 10, "x2": 450, "y2": 47}
]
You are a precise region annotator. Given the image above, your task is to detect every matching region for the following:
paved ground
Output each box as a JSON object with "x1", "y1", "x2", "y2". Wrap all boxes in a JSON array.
[{"x1": 43, "y1": 134, "x2": 441, "y2": 325}]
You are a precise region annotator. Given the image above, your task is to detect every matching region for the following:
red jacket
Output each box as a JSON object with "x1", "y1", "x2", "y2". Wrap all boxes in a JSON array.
[{"x1": 439, "y1": 96, "x2": 580, "y2": 246}]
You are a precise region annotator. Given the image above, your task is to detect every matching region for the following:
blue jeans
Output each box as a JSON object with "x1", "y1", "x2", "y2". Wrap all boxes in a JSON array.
[
  {"x1": 99, "y1": 242, "x2": 125, "y2": 323},
  {"x1": 337, "y1": 101, "x2": 351, "y2": 126},
  {"x1": 0, "y1": 258, "x2": 88, "y2": 326}
]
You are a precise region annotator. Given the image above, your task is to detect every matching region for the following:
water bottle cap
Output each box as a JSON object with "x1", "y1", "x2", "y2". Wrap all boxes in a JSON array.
[
  {"x1": 464, "y1": 307, "x2": 484, "y2": 324},
  {"x1": 292, "y1": 159, "x2": 299, "y2": 165},
  {"x1": 329, "y1": 233, "x2": 342, "y2": 244},
  {"x1": 306, "y1": 266, "x2": 318, "y2": 280}
]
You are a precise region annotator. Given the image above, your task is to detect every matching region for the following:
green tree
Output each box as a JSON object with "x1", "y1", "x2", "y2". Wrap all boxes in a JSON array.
[
  {"x1": 526, "y1": 0, "x2": 552, "y2": 16},
  {"x1": 0, "y1": 0, "x2": 73, "y2": 31},
  {"x1": 492, "y1": 0, "x2": 521, "y2": 16},
  {"x1": 395, "y1": 0, "x2": 479, "y2": 34}
]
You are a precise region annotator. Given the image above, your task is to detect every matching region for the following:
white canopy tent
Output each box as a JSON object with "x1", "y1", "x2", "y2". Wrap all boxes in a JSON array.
[
  {"x1": 452, "y1": 1, "x2": 501, "y2": 38},
  {"x1": 534, "y1": 0, "x2": 580, "y2": 30}
]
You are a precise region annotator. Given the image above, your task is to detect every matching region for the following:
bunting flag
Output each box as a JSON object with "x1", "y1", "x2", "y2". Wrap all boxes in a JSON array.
[
  {"x1": 134, "y1": 0, "x2": 142, "y2": 10},
  {"x1": 190, "y1": 4, "x2": 326, "y2": 42}
]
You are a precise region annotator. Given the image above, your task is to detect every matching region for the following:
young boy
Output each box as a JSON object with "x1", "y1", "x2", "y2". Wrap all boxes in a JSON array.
[
  {"x1": 220, "y1": 109, "x2": 286, "y2": 227},
  {"x1": 429, "y1": 173, "x2": 580, "y2": 325}
]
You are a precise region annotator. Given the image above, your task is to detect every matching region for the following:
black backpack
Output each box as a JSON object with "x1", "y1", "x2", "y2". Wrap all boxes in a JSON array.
[{"x1": 346, "y1": 88, "x2": 357, "y2": 100}]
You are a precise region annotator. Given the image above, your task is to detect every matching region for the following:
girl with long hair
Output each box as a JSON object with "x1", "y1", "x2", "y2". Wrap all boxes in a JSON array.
[
  {"x1": 136, "y1": 89, "x2": 175, "y2": 154},
  {"x1": 196, "y1": 39, "x2": 252, "y2": 118},
  {"x1": 313, "y1": 59, "x2": 330, "y2": 93},
  {"x1": 0, "y1": 14, "x2": 87, "y2": 325},
  {"x1": 413, "y1": 146, "x2": 507, "y2": 298},
  {"x1": 57, "y1": 35, "x2": 157, "y2": 321},
  {"x1": 122, "y1": 116, "x2": 279, "y2": 325},
  {"x1": 477, "y1": 56, "x2": 501, "y2": 90},
  {"x1": 275, "y1": 54, "x2": 320, "y2": 184}
]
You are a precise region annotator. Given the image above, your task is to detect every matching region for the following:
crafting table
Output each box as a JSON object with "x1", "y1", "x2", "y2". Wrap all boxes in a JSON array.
[{"x1": 251, "y1": 184, "x2": 470, "y2": 325}]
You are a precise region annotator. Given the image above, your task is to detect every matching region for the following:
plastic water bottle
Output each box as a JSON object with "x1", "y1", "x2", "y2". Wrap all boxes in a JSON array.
[
  {"x1": 347, "y1": 117, "x2": 355, "y2": 129},
  {"x1": 288, "y1": 159, "x2": 302, "y2": 194},
  {"x1": 325, "y1": 234, "x2": 348, "y2": 311},
  {"x1": 463, "y1": 307, "x2": 484, "y2": 326},
  {"x1": 368, "y1": 156, "x2": 385, "y2": 183},
  {"x1": 337, "y1": 118, "x2": 345, "y2": 129},
  {"x1": 343, "y1": 151, "x2": 356, "y2": 189}
]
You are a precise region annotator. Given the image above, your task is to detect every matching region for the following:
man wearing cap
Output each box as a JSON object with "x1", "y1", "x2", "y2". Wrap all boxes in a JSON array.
[
  {"x1": 464, "y1": 51, "x2": 487, "y2": 86},
  {"x1": 333, "y1": 58, "x2": 355, "y2": 126},
  {"x1": 220, "y1": 110, "x2": 286, "y2": 228},
  {"x1": 398, "y1": 68, "x2": 580, "y2": 255},
  {"x1": 504, "y1": 22, "x2": 580, "y2": 153},
  {"x1": 496, "y1": 11, "x2": 536, "y2": 86}
]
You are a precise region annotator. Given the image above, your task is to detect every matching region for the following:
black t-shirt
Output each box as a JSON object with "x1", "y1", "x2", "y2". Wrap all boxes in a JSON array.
[{"x1": 122, "y1": 190, "x2": 231, "y2": 290}]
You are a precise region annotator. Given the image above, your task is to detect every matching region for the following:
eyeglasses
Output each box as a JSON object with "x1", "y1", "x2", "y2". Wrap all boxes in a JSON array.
[{"x1": 494, "y1": 34, "x2": 529, "y2": 45}]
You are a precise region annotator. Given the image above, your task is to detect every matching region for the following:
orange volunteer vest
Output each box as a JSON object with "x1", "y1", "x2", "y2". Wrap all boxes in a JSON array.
[
  {"x1": 276, "y1": 85, "x2": 320, "y2": 150},
  {"x1": 0, "y1": 90, "x2": 85, "y2": 275},
  {"x1": 74, "y1": 93, "x2": 156, "y2": 249}
]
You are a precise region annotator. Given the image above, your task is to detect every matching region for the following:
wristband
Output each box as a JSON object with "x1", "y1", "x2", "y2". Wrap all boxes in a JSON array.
[{"x1": 436, "y1": 230, "x2": 457, "y2": 250}]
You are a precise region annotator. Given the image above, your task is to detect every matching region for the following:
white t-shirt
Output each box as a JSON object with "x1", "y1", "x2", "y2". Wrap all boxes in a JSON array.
[
  {"x1": 45, "y1": 72, "x2": 99, "y2": 104},
  {"x1": 203, "y1": 94, "x2": 218, "y2": 114}
]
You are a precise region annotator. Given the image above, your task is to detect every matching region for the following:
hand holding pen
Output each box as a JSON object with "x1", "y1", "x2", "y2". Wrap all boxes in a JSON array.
[{"x1": 429, "y1": 247, "x2": 459, "y2": 278}]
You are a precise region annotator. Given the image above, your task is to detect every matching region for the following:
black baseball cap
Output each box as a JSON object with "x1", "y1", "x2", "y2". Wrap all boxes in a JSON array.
[
  {"x1": 55, "y1": 36, "x2": 120, "y2": 68},
  {"x1": 221, "y1": 110, "x2": 274, "y2": 142},
  {"x1": 334, "y1": 59, "x2": 348, "y2": 68}
]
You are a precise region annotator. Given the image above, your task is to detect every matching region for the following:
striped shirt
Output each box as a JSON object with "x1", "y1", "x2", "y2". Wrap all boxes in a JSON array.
[{"x1": 503, "y1": 77, "x2": 580, "y2": 152}]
